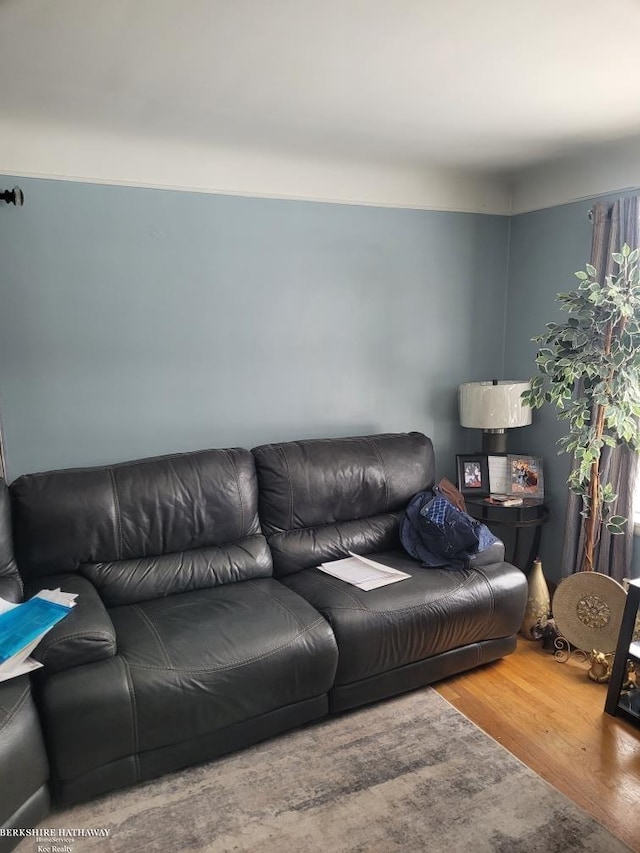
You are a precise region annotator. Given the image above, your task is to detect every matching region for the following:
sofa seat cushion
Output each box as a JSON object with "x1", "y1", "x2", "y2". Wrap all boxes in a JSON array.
[
  {"x1": 281, "y1": 550, "x2": 526, "y2": 687},
  {"x1": 108, "y1": 578, "x2": 338, "y2": 754}
]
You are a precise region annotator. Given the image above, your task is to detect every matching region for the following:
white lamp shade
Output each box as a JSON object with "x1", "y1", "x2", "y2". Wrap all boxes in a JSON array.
[{"x1": 459, "y1": 381, "x2": 532, "y2": 429}]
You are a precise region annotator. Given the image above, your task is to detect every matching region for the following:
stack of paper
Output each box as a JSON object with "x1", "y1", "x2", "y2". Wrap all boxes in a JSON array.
[
  {"x1": 318, "y1": 551, "x2": 411, "y2": 591},
  {"x1": 0, "y1": 589, "x2": 78, "y2": 682}
]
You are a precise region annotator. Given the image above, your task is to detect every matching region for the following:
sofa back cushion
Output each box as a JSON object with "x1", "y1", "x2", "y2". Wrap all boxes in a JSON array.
[
  {"x1": 10, "y1": 448, "x2": 272, "y2": 605},
  {"x1": 252, "y1": 432, "x2": 434, "y2": 577}
]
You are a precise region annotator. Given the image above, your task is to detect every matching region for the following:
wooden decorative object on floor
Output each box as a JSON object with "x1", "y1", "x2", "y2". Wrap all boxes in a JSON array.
[{"x1": 520, "y1": 557, "x2": 551, "y2": 639}]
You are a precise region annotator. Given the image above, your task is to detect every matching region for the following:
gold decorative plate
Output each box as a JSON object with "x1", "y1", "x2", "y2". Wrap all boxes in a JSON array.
[{"x1": 552, "y1": 572, "x2": 627, "y2": 654}]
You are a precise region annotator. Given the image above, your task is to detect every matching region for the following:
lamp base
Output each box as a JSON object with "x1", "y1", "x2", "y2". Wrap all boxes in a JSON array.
[{"x1": 482, "y1": 431, "x2": 507, "y2": 454}]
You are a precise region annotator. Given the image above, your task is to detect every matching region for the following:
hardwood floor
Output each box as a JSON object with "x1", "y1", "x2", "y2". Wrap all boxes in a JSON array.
[{"x1": 435, "y1": 638, "x2": 640, "y2": 852}]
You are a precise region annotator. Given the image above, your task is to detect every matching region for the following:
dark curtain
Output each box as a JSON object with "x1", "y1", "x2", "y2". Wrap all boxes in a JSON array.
[{"x1": 560, "y1": 196, "x2": 640, "y2": 580}]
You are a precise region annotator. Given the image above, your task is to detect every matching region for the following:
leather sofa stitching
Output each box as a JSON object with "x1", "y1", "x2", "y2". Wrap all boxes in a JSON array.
[
  {"x1": 223, "y1": 448, "x2": 246, "y2": 540},
  {"x1": 40, "y1": 631, "x2": 116, "y2": 667},
  {"x1": 278, "y1": 445, "x2": 294, "y2": 531},
  {"x1": 125, "y1": 617, "x2": 327, "y2": 674},
  {"x1": 470, "y1": 568, "x2": 495, "y2": 617},
  {"x1": 0, "y1": 686, "x2": 30, "y2": 731},
  {"x1": 120, "y1": 657, "x2": 141, "y2": 782},
  {"x1": 108, "y1": 467, "x2": 123, "y2": 561},
  {"x1": 40, "y1": 630, "x2": 115, "y2": 644},
  {"x1": 132, "y1": 605, "x2": 175, "y2": 669},
  {"x1": 368, "y1": 437, "x2": 390, "y2": 511},
  {"x1": 245, "y1": 579, "x2": 309, "y2": 631}
]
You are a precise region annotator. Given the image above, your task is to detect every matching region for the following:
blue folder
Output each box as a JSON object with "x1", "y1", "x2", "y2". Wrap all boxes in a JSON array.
[{"x1": 0, "y1": 597, "x2": 72, "y2": 663}]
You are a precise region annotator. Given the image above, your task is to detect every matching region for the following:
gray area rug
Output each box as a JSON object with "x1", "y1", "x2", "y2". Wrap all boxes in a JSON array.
[{"x1": 21, "y1": 688, "x2": 630, "y2": 853}]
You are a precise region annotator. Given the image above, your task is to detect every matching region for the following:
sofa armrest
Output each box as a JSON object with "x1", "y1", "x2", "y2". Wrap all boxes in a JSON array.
[
  {"x1": 0, "y1": 576, "x2": 22, "y2": 604},
  {"x1": 469, "y1": 539, "x2": 506, "y2": 568},
  {"x1": 24, "y1": 574, "x2": 117, "y2": 674}
]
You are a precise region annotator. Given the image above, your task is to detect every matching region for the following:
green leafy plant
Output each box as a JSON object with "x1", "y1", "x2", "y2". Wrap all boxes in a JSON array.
[{"x1": 522, "y1": 244, "x2": 640, "y2": 572}]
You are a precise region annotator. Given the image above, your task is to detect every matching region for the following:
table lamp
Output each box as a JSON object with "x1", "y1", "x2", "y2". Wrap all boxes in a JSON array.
[{"x1": 459, "y1": 380, "x2": 532, "y2": 453}]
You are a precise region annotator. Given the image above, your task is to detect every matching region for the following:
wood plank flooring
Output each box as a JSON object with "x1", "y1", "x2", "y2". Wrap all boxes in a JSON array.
[{"x1": 435, "y1": 638, "x2": 640, "y2": 852}]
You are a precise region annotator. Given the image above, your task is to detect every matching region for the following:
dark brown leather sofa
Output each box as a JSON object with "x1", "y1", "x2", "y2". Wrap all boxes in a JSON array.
[{"x1": 7, "y1": 432, "x2": 527, "y2": 810}]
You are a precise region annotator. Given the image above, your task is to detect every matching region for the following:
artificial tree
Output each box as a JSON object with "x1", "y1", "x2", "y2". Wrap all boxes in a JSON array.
[{"x1": 523, "y1": 243, "x2": 640, "y2": 573}]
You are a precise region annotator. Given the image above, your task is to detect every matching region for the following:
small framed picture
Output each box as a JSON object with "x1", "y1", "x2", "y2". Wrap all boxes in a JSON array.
[
  {"x1": 456, "y1": 454, "x2": 489, "y2": 496},
  {"x1": 507, "y1": 454, "x2": 544, "y2": 498}
]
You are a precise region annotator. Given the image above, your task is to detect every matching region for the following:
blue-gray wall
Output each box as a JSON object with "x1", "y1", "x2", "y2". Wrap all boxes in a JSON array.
[
  {"x1": 505, "y1": 191, "x2": 640, "y2": 582},
  {"x1": 0, "y1": 176, "x2": 510, "y2": 483}
]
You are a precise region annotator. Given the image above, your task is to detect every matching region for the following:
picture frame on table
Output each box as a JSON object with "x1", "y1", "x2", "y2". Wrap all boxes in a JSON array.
[
  {"x1": 455, "y1": 454, "x2": 489, "y2": 496},
  {"x1": 507, "y1": 454, "x2": 544, "y2": 499}
]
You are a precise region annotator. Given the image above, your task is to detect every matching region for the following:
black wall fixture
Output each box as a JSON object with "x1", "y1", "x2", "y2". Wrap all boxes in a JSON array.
[{"x1": 1, "y1": 187, "x2": 24, "y2": 206}]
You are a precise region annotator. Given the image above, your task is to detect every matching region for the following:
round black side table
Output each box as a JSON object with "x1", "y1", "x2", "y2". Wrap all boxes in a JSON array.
[{"x1": 464, "y1": 495, "x2": 549, "y2": 575}]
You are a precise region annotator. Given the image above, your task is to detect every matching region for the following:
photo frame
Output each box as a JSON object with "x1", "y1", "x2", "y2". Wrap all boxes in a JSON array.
[
  {"x1": 507, "y1": 454, "x2": 544, "y2": 498},
  {"x1": 487, "y1": 453, "x2": 509, "y2": 495},
  {"x1": 455, "y1": 454, "x2": 489, "y2": 496}
]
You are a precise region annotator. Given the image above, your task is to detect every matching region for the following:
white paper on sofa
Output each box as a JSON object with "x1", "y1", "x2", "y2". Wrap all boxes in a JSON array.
[
  {"x1": 318, "y1": 552, "x2": 410, "y2": 591},
  {"x1": 0, "y1": 648, "x2": 43, "y2": 683}
]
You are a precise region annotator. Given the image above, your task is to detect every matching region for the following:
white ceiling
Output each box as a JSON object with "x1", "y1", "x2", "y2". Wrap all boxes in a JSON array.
[{"x1": 2, "y1": 0, "x2": 640, "y2": 174}]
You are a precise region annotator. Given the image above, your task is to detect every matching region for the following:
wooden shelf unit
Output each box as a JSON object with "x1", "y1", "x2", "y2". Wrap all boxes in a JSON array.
[{"x1": 605, "y1": 579, "x2": 640, "y2": 726}]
